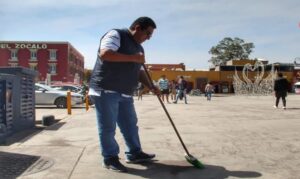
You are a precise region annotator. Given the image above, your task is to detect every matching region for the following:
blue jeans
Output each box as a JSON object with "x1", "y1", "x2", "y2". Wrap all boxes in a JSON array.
[
  {"x1": 90, "y1": 91, "x2": 141, "y2": 160},
  {"x1": 206, "y1": 92, "x2": 212, "y2": 100},
  {"x1": 174, "y1": 89, "x2": 187, "y2": 103}
]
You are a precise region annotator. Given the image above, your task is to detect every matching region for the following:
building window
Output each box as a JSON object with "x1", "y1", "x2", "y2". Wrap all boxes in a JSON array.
[
  {"x1": 10, "y1": 49, "x2": 18, "y2": 61},
  {"x1": 30, "y1": 49, "x2": 37, "y2": 61},
  {"x1": 9, "y1": 63, "x2": 18, "y2": 67},
  {"x1": 49, "y1": 49, "x2": 57, "y2": 61},
  {"x1": 29, "y1": 63, "x2": 38, "y2": 71},
  {"x1": 49, "y1": 64, "x2": 57, "y2": 74}
]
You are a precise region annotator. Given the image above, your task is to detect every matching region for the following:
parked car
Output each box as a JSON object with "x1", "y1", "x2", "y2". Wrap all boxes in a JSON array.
[
  {"x1": 35, "y1": 83, "x2": 83, "y2": 108},
  {"x1": 294, "y1": 82, "x2": 300, "y2": 94},
  {"x1": 51, "y1": 84, "x2": 82, "y2": 93},
  {"x1": 51, "y1": 84, "x2": 93, "y2": 105}
]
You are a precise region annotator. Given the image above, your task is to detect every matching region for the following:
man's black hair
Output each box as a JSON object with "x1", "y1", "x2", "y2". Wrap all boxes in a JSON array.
[
  {"x1": 130, "y1": 17, "x2": 156, "y2": 30},
  {"x1": 278, "y1": 72, "x2": 283, "y2": 77}
]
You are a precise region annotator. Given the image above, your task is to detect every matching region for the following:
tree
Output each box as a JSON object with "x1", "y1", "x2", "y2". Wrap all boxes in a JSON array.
[
  {"x1": 83, "y1": 69, "x2": 92, "y2": 83},
  {"x1": 208, "y1": 37, "x2": 254, "y2": 66}
]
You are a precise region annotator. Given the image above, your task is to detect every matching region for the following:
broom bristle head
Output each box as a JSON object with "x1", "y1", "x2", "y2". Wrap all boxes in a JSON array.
[{"x1": 185, "y1": 154, "x2": 205, "y2": 169}]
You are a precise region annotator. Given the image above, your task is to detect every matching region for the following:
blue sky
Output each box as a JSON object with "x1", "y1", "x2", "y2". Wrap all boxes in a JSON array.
[{"x1": 0, "y1": 0, "x2": 299, "y2": 70}]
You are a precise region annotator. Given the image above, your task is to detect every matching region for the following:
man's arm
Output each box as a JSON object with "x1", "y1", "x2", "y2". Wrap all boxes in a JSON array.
[{"x1": 99, "y1": 49, "x2": 145, "y2": 63}]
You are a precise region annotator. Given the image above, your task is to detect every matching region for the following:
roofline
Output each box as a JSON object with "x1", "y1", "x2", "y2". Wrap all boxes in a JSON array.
[
  {"x1": 0, "y1": 40, "x2": 84, "y2": 59},
  {"x1": 68, "y1": 43, "x2": 84, "y2": 59},
  {"x1": 0, "y1": 40, "x2": 70, "y2": 44}
]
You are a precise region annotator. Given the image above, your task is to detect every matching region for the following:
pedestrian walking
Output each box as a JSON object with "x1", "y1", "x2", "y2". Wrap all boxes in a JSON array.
[
  {"x1": 170, "y1": 80, "x2": 177, "y2": 101},
  {"x1": 274, "y1": 72, "x2": 289, "y2": 109},
  {"x1": 158, "y1": 75, "x2": 170, "y2": 103},
  {"x1": 173, "y1": 76, "x2": 188, "y2": 104},
  {"x1": 205, "y1": 82, "x2": 214, "y2": 101}
]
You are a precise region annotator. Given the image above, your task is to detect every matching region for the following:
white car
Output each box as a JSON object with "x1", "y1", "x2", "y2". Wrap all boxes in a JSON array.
[
  {"x1": 294, "y1": 82, "x2": 300, "y2": 94},
  {"x1": 51, "y1": 84, "x2": 83, "y2": 93},
  {"x1": 35, "y1": 83, "x2": 83, "y2": 108}
]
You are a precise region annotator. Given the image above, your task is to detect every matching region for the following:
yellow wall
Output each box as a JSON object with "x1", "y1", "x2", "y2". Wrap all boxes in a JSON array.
[
  {"x1": 149, "y1": 70, "x2": 294, "y2": 92},
  {"x1": 150, "y1": 70, "x2": 219, "y2": 83},
  {"x1": 146, "y1": 60, "x2": 294, "y2": 93}
]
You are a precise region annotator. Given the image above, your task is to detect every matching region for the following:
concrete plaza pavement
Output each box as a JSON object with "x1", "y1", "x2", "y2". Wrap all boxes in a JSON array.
[{"x1": 1, "y1": 94, "x2": 300, "y2": 179}]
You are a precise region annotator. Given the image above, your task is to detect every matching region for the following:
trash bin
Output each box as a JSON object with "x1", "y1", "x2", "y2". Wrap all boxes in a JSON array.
[{"x1": 0, "y1": 67, "x2": 37, "y2": 143}]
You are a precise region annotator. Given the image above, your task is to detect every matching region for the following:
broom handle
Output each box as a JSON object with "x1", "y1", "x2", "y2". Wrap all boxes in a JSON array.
[{"x1": 142, "y1": 64, "x2": 190, "y2": 155}]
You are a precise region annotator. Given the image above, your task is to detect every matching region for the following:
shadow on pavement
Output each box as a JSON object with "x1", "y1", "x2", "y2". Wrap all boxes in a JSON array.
[
  {"x1": 0, "y1": 151, "x2": 40, "y2": 178},
  {"x1": 44, "y1": 121, "x2": 66, "y2": 131},
  {"x1": 35, "y1": 119, "x2": 65, "y2": 130},
  {"x1": 35, "y1": 105, "x2": 87, "y2": 109},
  {"x1": 0, "y1": 126, "x2": 44, "y2": 146},
  {"x1": 127, "y1": 161, "x2": 262, "y2": 179},
  {"x1": 286, "y1": 107, "x2": 300, "y2": 110},
  {"x1": 1, "y1": 120, "x2": 65, "y2": 145},
  {"x1": 0, "y1": 151, "x2": 54, "y2": 178}
]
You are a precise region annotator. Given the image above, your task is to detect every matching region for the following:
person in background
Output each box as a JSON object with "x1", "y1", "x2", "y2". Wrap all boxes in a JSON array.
[
  {"x1": 89, "y1": 17, "x2": 158, "y2": 173},
  {"x1": 205, "y1": 82, "x2": 214, "y2": 101},
  {"x1": 274, "y1": 72, "x2": 289, "y2": 109},
  {"x1": 137, "y1": 82, "x2": 145, "y2": 100},
  {"x1": 158, "y1": 75, "x2": 170, "y2": 103},
  {"x1": 173, "y1": 76, "x2": 188, "y2": 104},
  {"x1": 170, "y1": 80, "x2": 177, "y2": 101}
]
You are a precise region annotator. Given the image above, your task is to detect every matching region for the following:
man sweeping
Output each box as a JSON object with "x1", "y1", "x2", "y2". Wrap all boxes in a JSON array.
[{"x1": 89, "y1": 17, "x2": 158, "y2": 172}]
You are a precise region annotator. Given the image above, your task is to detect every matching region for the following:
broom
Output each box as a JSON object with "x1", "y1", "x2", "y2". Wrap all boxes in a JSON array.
[{"x1": 142, "y1": 64, "x2": 204, "y2": 169}]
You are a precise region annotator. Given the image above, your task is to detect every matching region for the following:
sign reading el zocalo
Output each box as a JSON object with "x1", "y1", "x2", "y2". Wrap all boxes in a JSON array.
[{"x1": 0, "y1": 43, "x2": 47, "y2": 49}]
